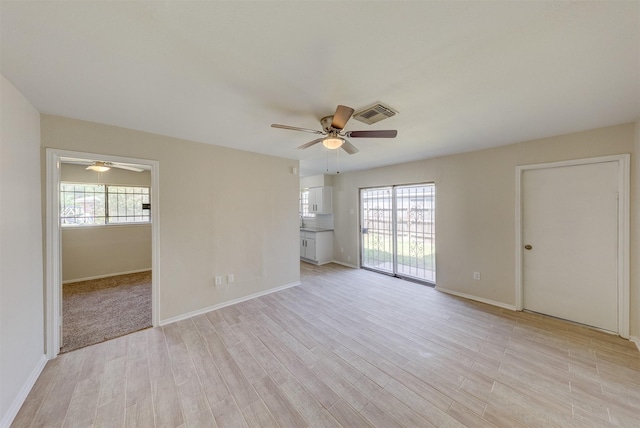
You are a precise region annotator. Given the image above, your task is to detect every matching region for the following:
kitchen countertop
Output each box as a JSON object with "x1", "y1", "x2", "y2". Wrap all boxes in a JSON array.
[{"x1": 300, "y1": 227, "x2": 334, "y2": 232}]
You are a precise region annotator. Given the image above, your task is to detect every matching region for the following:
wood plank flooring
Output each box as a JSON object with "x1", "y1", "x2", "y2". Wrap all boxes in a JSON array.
[{"x1": 13, "y1": 263, "x2": 640, "y2": 427}]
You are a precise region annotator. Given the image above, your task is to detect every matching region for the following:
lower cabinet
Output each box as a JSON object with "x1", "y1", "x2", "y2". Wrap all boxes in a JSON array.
[
  {"x1": 300, "y1": 234, "x2": 316, "y2": 261},
  {"x1": 300, "y1": 230, "x2": 332, "y2": 265}
]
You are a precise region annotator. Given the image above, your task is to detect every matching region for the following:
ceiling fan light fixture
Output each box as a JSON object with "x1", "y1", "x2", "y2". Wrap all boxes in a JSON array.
[
  {"x1": 322, "y1": 137, "x2": 344, "y2": 150},
  {"x1": 86, "y1": 162, "x2": 111, "y2": 172}
]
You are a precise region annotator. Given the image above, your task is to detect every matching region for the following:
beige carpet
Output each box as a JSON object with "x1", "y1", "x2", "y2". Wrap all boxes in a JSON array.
[{"x1": 61, "y1": 271, "x2": 152, "y2": 353}]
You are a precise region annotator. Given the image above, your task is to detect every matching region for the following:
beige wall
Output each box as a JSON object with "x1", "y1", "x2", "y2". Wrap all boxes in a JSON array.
[
  {"x1": 1, "y1": 75, "x2": 44, "y2": 425},
  {"x1": 60, "y1": 163, "x2": 152, "y2": 282},
  {"x1": 62, "y1": 225, "x2": 151, "y2": 282},
  {"x1": 332, "y1": 123, "x2": 638, "y2": 336},
  {"x1": 42, "y1": 115, "x2": 300, "y2": 322}
]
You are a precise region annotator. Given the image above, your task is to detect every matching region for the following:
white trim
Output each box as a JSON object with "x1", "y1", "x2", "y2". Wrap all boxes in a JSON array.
[
  {"x1": 0, "y1": 354, "x2": 48, "y2": 428},
  {"x1": 515, "y1": 164, "x2": 523, "y2": 311},
  {"x1": 331, "y1": 260, "x2": 359, "y2": 269},
  {"x1": 619, "y1": 154, "x2": 630, "y2": 339},
  {"x1": 62, "y1": 269, "x2": 152, "y2": 284},
  {"x1": 435, "y1": 286, "x2": 517, "y2": 311},
  {"x1": 61, "y1": 222, "x2": 152, "y2": 230},
  {"x1": 630, "y1": 336, "x2": 640, "y2": 352},
  {"x1": 300, "y1": 258, "x2": 333, "y2": 266},
  {"x1": 45, "y1": 151, "x2": 61, "y2": 358},
  {"x1": 515, "y1": 154, "x2": 630, "y2": 338},
  {"x1": 159, "y1": 281, "x2": 301, "y2": 326},
  {"x1": 46, "y1": 149, "x2": 160, "y2": 359}
]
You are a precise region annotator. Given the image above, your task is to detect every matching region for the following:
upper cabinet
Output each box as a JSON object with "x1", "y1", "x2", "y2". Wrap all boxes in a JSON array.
[{"x1": 308, "y1": 186, "x2": 332, "y2": 214}]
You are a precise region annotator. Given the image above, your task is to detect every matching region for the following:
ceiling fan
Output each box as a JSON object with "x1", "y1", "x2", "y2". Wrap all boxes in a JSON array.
[
  {"x1": 271, "y1": 105, "x2": 397, "y2": 154},
  {"x1": 62, "y1": 157, "x2": 146, "y2": 172}
]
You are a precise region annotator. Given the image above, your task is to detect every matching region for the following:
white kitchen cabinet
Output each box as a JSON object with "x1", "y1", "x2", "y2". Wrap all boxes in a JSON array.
[
  {"x1": 300, "y1": 234, "x2": 316, "y2": 261},
  {"x1": 308, "y1": 187, "x2": 332, "y2": 214},
  {"x1": 300, "y1": 230, "x2": 332, "y2": 265}
]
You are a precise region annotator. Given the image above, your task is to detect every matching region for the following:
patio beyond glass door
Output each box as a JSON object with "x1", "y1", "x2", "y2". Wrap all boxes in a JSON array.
[
  {"x1": 361, "y1": 184, "x2": 435, "y2": 284},
  {"x1": 360, "y1": 187, "x2": 394, "y2": 275}
]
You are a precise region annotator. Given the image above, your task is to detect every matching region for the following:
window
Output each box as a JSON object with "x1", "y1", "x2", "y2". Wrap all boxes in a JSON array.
[{"x1": 61, "y1": 183, "x2": 150, "y2": 226}]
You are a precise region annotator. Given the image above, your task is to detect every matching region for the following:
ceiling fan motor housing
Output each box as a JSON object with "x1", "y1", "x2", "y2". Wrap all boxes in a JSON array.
[{"x1": 320, "y1": 116, "x2": 335, "y2": 132}]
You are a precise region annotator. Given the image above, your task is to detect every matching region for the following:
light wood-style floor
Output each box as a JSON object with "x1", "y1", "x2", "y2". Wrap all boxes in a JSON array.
[{"x1": 13, "y1": 263, "x2": 640, "y2": 427}]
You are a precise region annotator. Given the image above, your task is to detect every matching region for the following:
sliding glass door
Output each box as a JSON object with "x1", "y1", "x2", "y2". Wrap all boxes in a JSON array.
[
  {"x1": 360, "y1": 184, "x2": 435, "y2": 284},
  {"x1": 360, "y1": 187, "x2": 394, "y2": 274}
]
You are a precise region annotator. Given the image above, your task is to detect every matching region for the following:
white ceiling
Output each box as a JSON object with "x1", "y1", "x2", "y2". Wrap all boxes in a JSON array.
[{"x1": 2, "y1": 1, "x2": 638, "y2": 176}]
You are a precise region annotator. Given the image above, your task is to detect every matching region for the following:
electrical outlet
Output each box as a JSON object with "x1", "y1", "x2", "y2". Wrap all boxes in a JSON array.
[
  {"x1": 215, "y1": 276, "x2": 222, "y2": 286},
  {"x1": 347, "y1": 255, "x2": 351, "y2": 262},
  {"x1": 473, "y1": 272, "x2": 481, "y2": 280},
  {"x1": 227, "y1": 274, "x2": 234, "y2": 283}
]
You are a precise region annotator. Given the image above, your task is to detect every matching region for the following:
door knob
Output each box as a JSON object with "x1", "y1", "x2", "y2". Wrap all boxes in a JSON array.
[{"x1": 524, "y1": 244, "x2": 533, "y2": 250}]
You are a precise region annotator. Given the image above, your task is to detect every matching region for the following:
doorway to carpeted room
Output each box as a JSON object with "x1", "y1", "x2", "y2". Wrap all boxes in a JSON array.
[{"x1": 60, "y1": 271, "x2": 152, "y2": 353}]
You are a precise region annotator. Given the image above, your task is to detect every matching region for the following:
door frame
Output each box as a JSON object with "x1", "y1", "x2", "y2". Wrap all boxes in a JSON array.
[
  {"x1": 359, "y1": 186, "x2": 394, "y2": 276},
  {"x1": 45, "y1": 148, "x2": 161, "y2": 358},
  {"x1": 515, "y1": 154, "x2": 630, "y2": 338}
]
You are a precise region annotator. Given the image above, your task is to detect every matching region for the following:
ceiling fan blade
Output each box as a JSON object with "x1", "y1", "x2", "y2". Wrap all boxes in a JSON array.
[
  {"x1": 296, "y1": 138, "x2": 324, "y2": 150},
  {"x1": 345, "y1": 130, "x2": 398, "y2": 138},
  {"x1": 110, "y1": 164, "x2": 145, "y2": 172},
  {"x1": 331, "y1": 105, "x2": 355, "y2": 130},
  {"x1": 61, "y1": 157, "x2": 92, "y2": 163},
  {"x1": 62, "y1": 158, "x2": 145, "y2": 172},
  {"x1": 271, "y1": 124, "x2": 324, "y2": 135},
  {"x1": 341, "y1": 139, "x2": 359, "y2": 155}
]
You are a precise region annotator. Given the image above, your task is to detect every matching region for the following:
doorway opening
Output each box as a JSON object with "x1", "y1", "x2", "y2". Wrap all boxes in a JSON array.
[
  {"x1": 46, "y1": 149, "x2": 160, "y2": 358},
  {"x1": 58, "y1": 158, "x2": 153, "y2": 352},
  {"x1": 360, "y1": 183, "x2": 435, "y2": 284}
]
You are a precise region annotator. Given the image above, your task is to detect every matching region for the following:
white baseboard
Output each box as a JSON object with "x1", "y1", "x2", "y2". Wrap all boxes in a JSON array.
[
  {"x1": 159, "y1": 281, "x2": 301, "y2": 326},
  {"x1": 63, "y1": 268, "x2": 151, "y2": 284},
  {"x1": 435, "y1": 286, "x2": 517, "y2": 311},
  {"x1": 331, "y1": 260, "x2": 358, "y2": 269},
  {"x1": 630, "y1": 336, "x2": 640, "y2": 352},
  {"x1": 1, "y1": 354, "x2": 48, "y2": 428},
  {"x1": 301, "y1": 258, "x2": 334, "y2": 266}
]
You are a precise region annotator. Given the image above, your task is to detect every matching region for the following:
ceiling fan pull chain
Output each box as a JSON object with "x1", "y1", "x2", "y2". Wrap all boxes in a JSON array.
[{"x1": 326, "y1": 150, "x2": 329, "y2": 172}]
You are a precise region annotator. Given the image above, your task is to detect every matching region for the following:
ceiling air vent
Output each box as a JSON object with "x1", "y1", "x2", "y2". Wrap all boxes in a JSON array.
[{"x1": 353, "y1": 102, "x2": 398, "y2": 125}]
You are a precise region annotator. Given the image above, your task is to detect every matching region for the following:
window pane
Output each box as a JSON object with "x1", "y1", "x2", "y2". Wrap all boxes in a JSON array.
[
  {"x1": 300, "y1": 189, "x2": 315, "y2": 218},
  {"x1": 60, "y1": 184, "x2": 106, "y2": 225},
  {"x1": 107, "y1": 185, "x2": 150, "y2": 224}
]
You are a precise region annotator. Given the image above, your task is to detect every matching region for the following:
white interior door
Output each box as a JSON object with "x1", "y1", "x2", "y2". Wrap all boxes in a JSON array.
[{"x1": 522, "y1": 161, "x2": 619, "y2": 332}]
